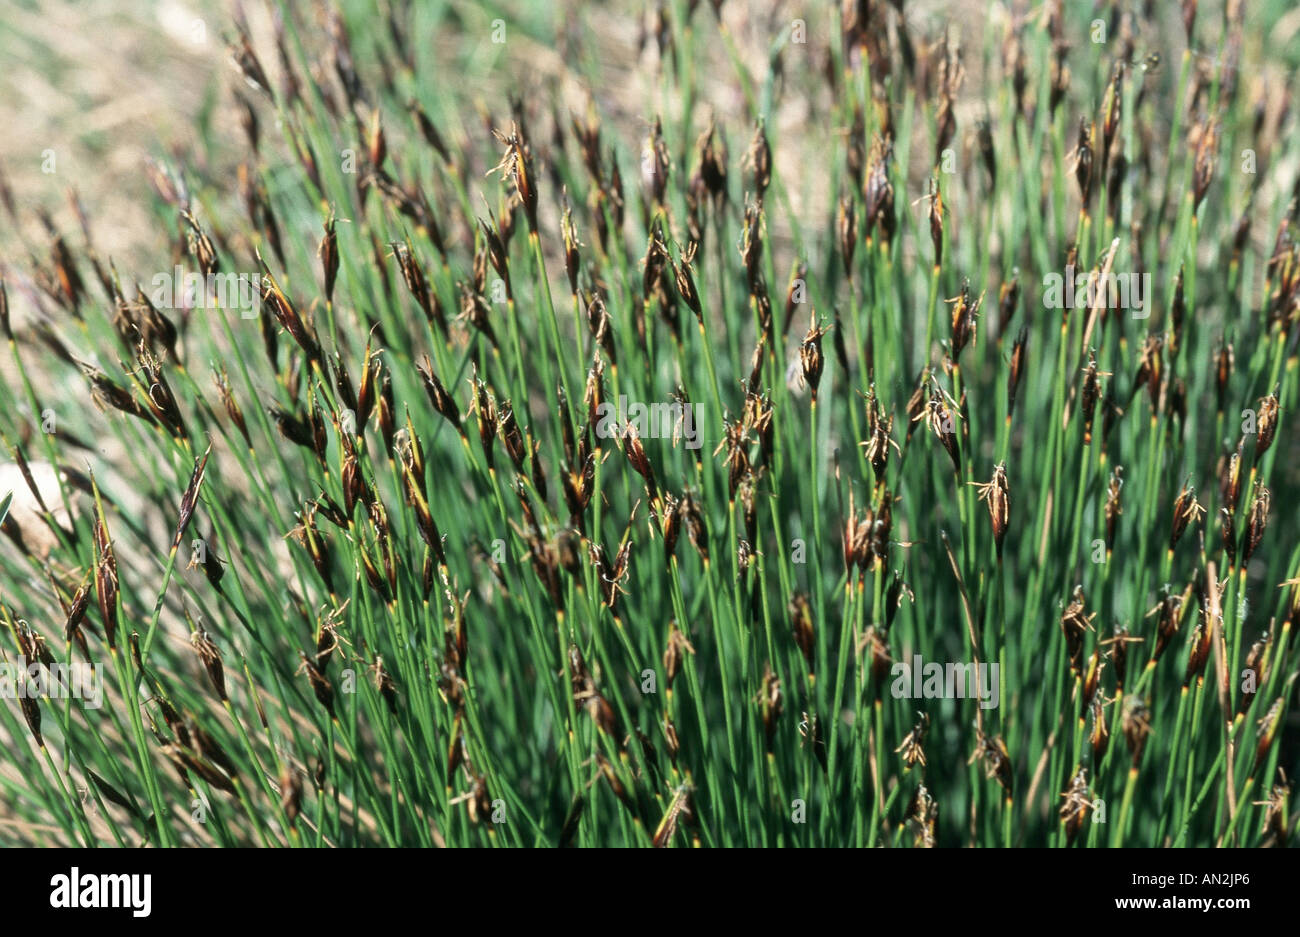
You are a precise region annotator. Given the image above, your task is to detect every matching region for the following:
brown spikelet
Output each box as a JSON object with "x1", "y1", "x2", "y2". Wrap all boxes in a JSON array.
[
  {"x1": 298, "y1": 651, "x2": 336, "y2": 717},
  {"x1": 662, "y1": 621, "x2": 695, "y2": 688},
  {"x1": 1007, "y1": 326, "x2": 1027, "y2": 419},
  {"x1": 1170, "y1": 480, "x2": 1206, "y2": 550},
  {"x1": 1059, "y1": 767, "x2": 1093, "y2": 845},
  {"x1": 969, "y1": 727, "x2": 1013, "y2": 795},
  {"x1": 190, "y1": 629, "x2": 227, "y2": 703},
  {"x1": 91, "y1": 488, "x2": 119, "y2": 649},
  {"x1": 800, "y1": 316, "x2": 830, "y2": 404},
  {"x1": 896, "y1": 712, "x2": 930, "y2": 769},
  {"x1": 1240, "y1": 484, "x2": 1270, "y2": 563},
  {"x1": 1255, "y1": 392, "x2": 1279, "y2": 457},
  {"x1": 972, "y1": 461, "x2": 1010, "y2": 559}
]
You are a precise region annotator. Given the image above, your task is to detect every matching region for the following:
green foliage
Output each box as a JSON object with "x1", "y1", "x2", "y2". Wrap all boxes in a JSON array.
[{"x1": 1, "y1": 0, "x2": 1297, "y2": 847}]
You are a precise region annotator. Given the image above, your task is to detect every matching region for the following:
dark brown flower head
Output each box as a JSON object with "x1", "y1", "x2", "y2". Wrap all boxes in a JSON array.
[
  {"x1": 1134, "y1": 334, "x2": 1163, "y2": 412},
  {"x1": 319, "y1": 210, "x2": 340, "y2": 301},
  {"x1": 1059, "y1": 767, "x2": 1093, "y2": 845},
  {"x1": 913, "y1": 379, "x2": 961, "y2": 471},
  {"x1": 860, "y1": 625, "x2": 892, "y2": 693},
  {"x1": 1253, "y1": 698, "x2": 1284, "y2": 776},
  {"x1": 1170, "y1": 480, "x2": 1206, "y2": 550},
  {"x1": 298, "y1": 651, "x2": 335, "y2": 717},
  {"x1": 1074, "y1": 120, "x2": 1094, "y2": 208},
  {"x1": 1241, "y1": 483, "x2": 1270, "y2": 563},
  {"x1": 91, "y1": 489, "x2": 119, "y2": 649},
  {"x1": 895, "y1": 711, "x2": 930, "y2": 769},
  {"x1": 663, "y1": 621, "x2": 695, "y2": 688},
  {"x1": 800, "y1": 316, "x2": 831, "y2": 404},
  {"x1": 496, "y1": 401, "x2": 527, "y2": 472},
  {"x1": 1192, "y1": 117, "x2": 1219, "y2": 211},
  {"x1": 1256, "y1": 392, "x2": 1279, "y2": 457},
  {"x1": 674, "y1": 241, "x2": 702, "y2": 323},
  {"x1": 789, "y1": 591, "x2": 814, "y2": 672},
  {"x1": 1239, "y1": 629, "x2": 1271, "y2": 716},
  {"x1": 841, "y1": 485, "x2": 874, "y2": 574},
  {"x1": 490, "y1": 121, "x2": 538, "y2": 232},
  {"x1": 1184, "y1": 611, "x2": 1214, "y2": 686},
  {"x1": 471, "y1": 369, "x2": 498, "y2": 470},
  {"x1": 1104, "y1": 466, "x2": 1124, "y2": 551},
  {"x1": 947, "y1": 280, "x2": 983, "y2": 359},
  {"x1": 837, "y1": 194, "x2": 858, "y2": 277},
  {"x1": 1121, "y1": 695, "x2": 1152, "y2": 765},
  {"x1": 190, "y1": 628, "x2": 227, "y2": 702},
  {"x1": 926, "y1": 177, "x2": 944, "y2": 268},
  {"x1": 972, "y1": 461, "x2": 1010, "y2": 558},
  {"x1": 171, "y1": 448, "x2": 211, "y2": 554},
  {"x1": 367, "y1": 108, "x2": 386, "y2": 170},
  {"x1": 643, "y1": 117, "x2": 671, "y2": 206},
  {"x1": 1220, "y1": 439, "x2": 1245, "y2": 518},
  {"x1": 1215, "y1": 339, "x2": 1234, "y2": 411},
  {"x1": 969, "y1": 727, "x2": 1013, "y2": 795},
  {"x1": 561, "y1": 198, "x2": 581, "y2": 294},
  {"x1": 863, "y1": 137, "x2": 896, "y2": 247},
  {"x1": 1060, "y1": 586, "x2": 1095, "y2": 677},
  {"x1": 1007, "y1": 326, "x2": 1027, "y2": 419},
  {"x1": 739, "y1": 201, "x2": 764, "y2": 288},
  {"x1": 416, "y1": 354, "x2": 461, "y2": 432},
  {"x1": 907, "y1": 783, "x2": 938, "y2": 848},
  {"x1": 696, "y1": 122, "x2": 727, "y2": 206},
  {"x1": 861, "y1": 387, "x2": 899, "y2": 482},
  {"x1": 182, "y1": 210, "x2": 219, "y2": 279}
]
